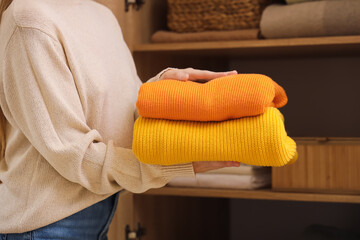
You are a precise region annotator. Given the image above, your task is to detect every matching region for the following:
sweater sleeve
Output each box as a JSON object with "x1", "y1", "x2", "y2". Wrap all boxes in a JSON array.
[{"x1": 1, "y1": 27, "x2": 194, "y2": 195}]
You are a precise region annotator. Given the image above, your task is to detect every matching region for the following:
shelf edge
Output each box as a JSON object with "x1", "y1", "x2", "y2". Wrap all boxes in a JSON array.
[
  {"x1": 142, "y1": 187, "x2": 360, "y2": 204},
  {"x1": 133, "y1": 35, "x2": 360, "y2": 53}
]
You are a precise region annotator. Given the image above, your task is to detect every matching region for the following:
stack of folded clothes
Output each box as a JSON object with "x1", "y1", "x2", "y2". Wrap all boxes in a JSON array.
[
  {"x1": 168, "y1": 164, "x2": 272, "y2": 190},
  {"x1": 260, "y1": 0, "x2": 360, "y2": 38},
  {"x1": 133, "y1": 74, "x2": 298, "y2": 167}
]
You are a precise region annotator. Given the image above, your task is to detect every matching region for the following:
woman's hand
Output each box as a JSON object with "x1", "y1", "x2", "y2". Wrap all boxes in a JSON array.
[
  {"x1": 192, "y1": 161, "x2": 240, "y2": 173},
  {"x1": 160, "y1": 68, "x2": 238, "y2": 82}
]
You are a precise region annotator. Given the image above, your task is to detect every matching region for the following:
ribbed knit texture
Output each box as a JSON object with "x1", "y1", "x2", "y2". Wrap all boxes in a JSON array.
[
  {"x1": 137, "y1": 74, "x2": 288, "y2": 121},
  {"x1": 133, "y1": 107, "x2": 297, "y2": 167},
  {"x1": 0, "y1": 0, "x2": 195, "y2": 233}
]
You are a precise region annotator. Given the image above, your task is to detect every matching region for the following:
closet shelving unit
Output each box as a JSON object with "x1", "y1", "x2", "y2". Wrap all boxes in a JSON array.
[
  {"x1": 95, "y1": 1, "x2": 360, "y2": 239},
  {"x1": 112, "y1": 20, "x2": 360, "y2": 240},
  {"x1": 133, "y1": 35, "x2": 360, "y2": 205}
]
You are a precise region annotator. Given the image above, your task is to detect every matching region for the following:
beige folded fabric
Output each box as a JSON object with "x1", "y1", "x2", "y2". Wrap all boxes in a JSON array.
[
  {"x1": 260, "y1": 1, "x2": 360, "y2": 39},
  {"x1": 286, "y1": 0, "x2": 337, "y2": 4},
  {"x1": 168, "y1": 173, "x2": 271, "y2": 190},
  {"x1": 206, "y1": 165, "x2": 271, "y2": 175},
  {"x1": 151, "y1": 29, "x2": 259, "y2": 43},
  {"x1": 285, "y1": 0, "x2": 318, "y2": 4}
]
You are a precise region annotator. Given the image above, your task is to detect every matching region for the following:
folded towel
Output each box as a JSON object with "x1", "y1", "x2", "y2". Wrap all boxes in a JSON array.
[
  {"x1": 133, "y1": 107, "x2": 298, "y2": 166},
  {"x1": 168, "y1": 173, "x2": 272, "y2": 190},
  {"x1": 207, "y1": 165, "x2": 271, "y2": 175},
  {"x1": 260, "y1": 1, "x2": 360, "y2": 39},
  {"x1": 151, "y1": 29, "x2": 259, "y2": 43},
  {"x1": 137, "y1": 74, "x2": 287, "y2": 122}
]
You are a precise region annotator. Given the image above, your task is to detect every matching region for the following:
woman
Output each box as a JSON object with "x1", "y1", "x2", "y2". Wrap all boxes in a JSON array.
[{"x1": 0, "y1": 0, "x2": 239, "y2": 238}]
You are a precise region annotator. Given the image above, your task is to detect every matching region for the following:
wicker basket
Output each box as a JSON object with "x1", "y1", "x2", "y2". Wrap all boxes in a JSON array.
[{"x1": 167, "y1": 0, "x2": 274, "y2": 33}]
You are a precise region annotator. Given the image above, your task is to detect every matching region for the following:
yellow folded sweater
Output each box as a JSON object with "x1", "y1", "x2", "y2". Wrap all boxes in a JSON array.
[{"x1": 133, "y1": 107, "x2": 297, "y2": 167}]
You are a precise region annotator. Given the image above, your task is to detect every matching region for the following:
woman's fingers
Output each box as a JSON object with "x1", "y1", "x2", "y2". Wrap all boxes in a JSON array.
[
  {"x1": 192, "y1": 161, "x2": 240, "y2": 173},
  {"x1": 160, "y1": 68, "x2": 237, "y2": 82},
  {"x1": 187, "y1": 69, "x2": 237, "y2": 81},
  {"x1": 162, "y1": 70, "x2": 189, "y2": 81}
]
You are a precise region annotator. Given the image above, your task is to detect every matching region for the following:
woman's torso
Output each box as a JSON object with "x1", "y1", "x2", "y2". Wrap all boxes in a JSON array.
[{"x1": 0, "y1": 0, "x2": 140, "y2": 233}]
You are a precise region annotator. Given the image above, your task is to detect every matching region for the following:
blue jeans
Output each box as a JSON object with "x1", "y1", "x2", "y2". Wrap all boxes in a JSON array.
[{"x1": 0, "y1": 192, "x2": 120, "y2": 240}]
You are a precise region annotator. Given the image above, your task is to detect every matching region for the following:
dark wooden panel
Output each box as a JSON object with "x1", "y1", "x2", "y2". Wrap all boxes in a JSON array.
[
  {"x1": 230, "y1": 56, "x2": 360, "y2": 137},
  {"x1": 133, "y1": 195, "x2": 230, "y2": 240}
]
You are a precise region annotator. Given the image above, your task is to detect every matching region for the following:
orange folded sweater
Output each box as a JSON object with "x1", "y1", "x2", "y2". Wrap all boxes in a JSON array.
[{"x1": 137, "y1": 74, "x2": 288, "y2": 121}]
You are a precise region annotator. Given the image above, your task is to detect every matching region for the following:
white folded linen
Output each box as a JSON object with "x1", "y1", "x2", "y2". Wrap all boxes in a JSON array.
[
  {"x1": 168, "y1": 173, "x2": 271, "y2": 190},
  {"x1": 206, "y1": 164, "x2": 271, "y2": 175}
]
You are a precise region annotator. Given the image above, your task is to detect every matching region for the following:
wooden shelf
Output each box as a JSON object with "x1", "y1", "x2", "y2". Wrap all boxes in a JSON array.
[
  {"x1": 133, "y1": 35, "x2": 360, "y2": 57},
  {"x1": 143, "y1": 187, "x2": 360, "y2": 204}
]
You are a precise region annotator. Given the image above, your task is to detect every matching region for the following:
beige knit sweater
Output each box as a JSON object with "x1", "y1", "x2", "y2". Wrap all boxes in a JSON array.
[{"x1": 0, "y1": 0, "x2": 194, "y2": 233}]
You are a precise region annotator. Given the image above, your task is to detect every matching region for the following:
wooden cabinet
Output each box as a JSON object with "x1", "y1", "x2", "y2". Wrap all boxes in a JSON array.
[
  {"x1": 97, "y1": 0, "x2": 360, "y2": 239},
  {"x1": 273, "y1": 139, "x2": 360, "y2": 194}
]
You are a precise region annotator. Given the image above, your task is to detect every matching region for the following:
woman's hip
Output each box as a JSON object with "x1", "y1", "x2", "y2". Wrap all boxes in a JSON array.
[{"x1": 0, "y1": 192, "x2": 120, "y2": 240}]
